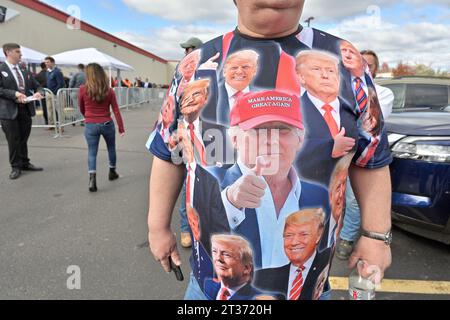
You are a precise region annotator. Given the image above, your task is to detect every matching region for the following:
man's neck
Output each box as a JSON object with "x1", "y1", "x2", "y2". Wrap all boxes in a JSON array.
[
  {"x1": 222, "y1": 279, "x2": 248, "y2": 290},
  {"x1": 309, "y1": 91, "x2": 338, "y2": 105},
  {"x1": 6, "y1": 58, "x2": 18, "y2": 66},
  {"x1": 237, "y1": 23, "x2": 299, "y2": 39}
]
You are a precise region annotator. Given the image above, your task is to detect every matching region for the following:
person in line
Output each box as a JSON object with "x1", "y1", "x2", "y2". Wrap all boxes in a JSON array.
[
  {"x1": 78, "y1": 63, "x2": 125, "y2": 192},
  {"x1": 34, "y1": 62, "x2": 49, "y2": 126}
]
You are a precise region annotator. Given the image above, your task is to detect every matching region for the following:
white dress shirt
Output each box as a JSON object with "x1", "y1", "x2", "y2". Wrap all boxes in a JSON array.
[
  {"x1": 5, "y1": 60, "x2": 25, "y2": 91},
  {"x1": 287, "y1": 251, "x2": 317, "y2": 298},
  {"x1": 221, "y1": 159, "x2": 302, "y2": 268},
  {"x1": 307, "y1": 92, "x2": 341, "y2": 128},
  {"x1": 225, "y1": 83, "x2": 250, "y2": 111}
]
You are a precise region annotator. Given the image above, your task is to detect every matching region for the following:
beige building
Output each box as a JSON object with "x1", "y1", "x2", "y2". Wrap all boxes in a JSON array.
[{"x1": 0, "y1": 0, "x2": 171, "y2": 85}]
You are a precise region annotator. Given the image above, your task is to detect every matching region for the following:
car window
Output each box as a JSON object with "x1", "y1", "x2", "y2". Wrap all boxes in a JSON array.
[
  {"x1": 384, "y1": 84, "x2": 406, "y2": 110},
  {"x1": 405, "y1": 84, "x2": 449, "y2": 109}
]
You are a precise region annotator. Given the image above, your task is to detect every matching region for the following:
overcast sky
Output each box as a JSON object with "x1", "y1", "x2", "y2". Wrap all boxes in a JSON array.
[{"x1": 42, "y1": 0, "x2": 450, "y2": 70}]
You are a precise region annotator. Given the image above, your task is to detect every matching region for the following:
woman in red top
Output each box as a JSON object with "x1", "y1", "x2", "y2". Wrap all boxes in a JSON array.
[{"x1": 79, "y1": 63, "x2": 125, "y2": 192}]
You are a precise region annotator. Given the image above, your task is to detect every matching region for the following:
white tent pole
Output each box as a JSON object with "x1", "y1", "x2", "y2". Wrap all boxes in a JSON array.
[{"x1": 109, "y1": 66, "x2": 112, "y2": 88}]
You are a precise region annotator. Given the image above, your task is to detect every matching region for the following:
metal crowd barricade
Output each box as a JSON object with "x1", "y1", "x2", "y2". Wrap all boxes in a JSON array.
[
  {"x1": 44, "y1": 87, "x2": 161, "y2": 137},
  {"x1": 56, "y1": 88, "x2": 84, "y2": 133},
  {"x1": 32, "y1": 88, "x2": 59, "y2": 136},
  {"x1": 114, "y1": 87, "x2": 129, "y2": 110}
]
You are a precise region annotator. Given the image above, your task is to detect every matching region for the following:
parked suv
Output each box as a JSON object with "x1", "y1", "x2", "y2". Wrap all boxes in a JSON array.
[
  {"x1": 377, "y1": 76, "x2": 450, "y2": 112},
  {"x1": 386, "y1": 111, "x2": 450, "y2": 244}
]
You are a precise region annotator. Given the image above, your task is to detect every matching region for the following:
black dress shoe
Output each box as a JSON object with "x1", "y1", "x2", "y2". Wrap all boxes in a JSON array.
[
  {"x1": 9, "y1": 168, "x2": 21, "y2": 180},
  {"x1": 22, "y1": 163, "x2": 43, "y2": 171}
]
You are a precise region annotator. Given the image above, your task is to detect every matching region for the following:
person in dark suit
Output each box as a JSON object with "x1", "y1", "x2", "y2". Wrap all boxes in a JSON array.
[
  {"x1": 295, "y1": 49, "x2": 358, "y2": 186},
  {"x1": 339, "y1": 40, "x2": 375, "y2": 114},
  {"x1": 0, "y1": 43, "x2": 43, "y2": 179},
  {"x1": 190, "y1": 164, "x2": 230, "y2": 256},
  {"x1": 181, "y1": 117, "x2": 230, "y2": 256},
  {"x1": 205, "y1": 234, "x2": 262, "y2": 300},
  {"x1": 216, "y1": 49, "x2": 259, "y2": 125},
  {"x1": 219, "y1": 90, "x2": 331, "y2": 268},
  {"x1": 186, "y1": 204, "x2": 214, "y2": 292},
  {"x1": 254, "y1": 208, "x2": 332, "y2": 300}
]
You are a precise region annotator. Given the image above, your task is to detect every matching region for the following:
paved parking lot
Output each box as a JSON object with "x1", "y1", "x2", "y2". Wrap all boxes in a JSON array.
[{"x1": 0, "y1": 103, "x2": 449, "y2": 299}]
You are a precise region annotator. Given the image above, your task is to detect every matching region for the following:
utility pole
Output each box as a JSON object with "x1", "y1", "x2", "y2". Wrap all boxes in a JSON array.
[{"x1": 305, "y1": 16, "x2": 314, "y2": 27}]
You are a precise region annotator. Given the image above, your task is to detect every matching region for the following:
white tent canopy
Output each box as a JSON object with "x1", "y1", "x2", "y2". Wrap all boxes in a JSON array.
[
  {"x1": 0, "y1": 46, "x2": 47, "y2": 64},
  {"x1": 51, "y1": 48, "x2": 134, "y2": 71}
]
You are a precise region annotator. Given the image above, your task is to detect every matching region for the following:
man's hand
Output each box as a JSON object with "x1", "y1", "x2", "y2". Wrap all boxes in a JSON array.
[
  {"x1": 149, "y1": 228, "x2": 182, "y2": 273},
  {"x1": 198, "y1": 52, "x2": 220, "y2": 71},
  {"x1": 226, "y1": 157, "x2": 269, "y2": 209},
  {"x1": 33, "y1": 92, "x2": 44, "y2": 100},
  {"x1": 348, "y1": 236, "x2": 391, "y2": 283},
  {"x1": 332, "y1": 127, "x2": 355, "y2": 158},
  {"x1": 15, "y1": 91, "x2": 27, "y2": 104}
]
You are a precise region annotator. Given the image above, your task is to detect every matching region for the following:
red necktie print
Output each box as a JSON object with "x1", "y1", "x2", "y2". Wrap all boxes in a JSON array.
[
  {"x1": 358, "y1": 137, "x2": 379, "y2": 166},
  {"x1": 188, "y1": 123, "x2": 206, "y2": 166},
  {"x1": 289, "y1": 266, "x2": 305, "y2": 300},
  {"x1": 219, "y1": 287, "x2": 231, "y2": 300},
  {"x1": 322, "y1": 104, "x2": 339, "y2": 138},
  {"x1": 355, "y1": 77, "x2": 368, "y2": 112}
]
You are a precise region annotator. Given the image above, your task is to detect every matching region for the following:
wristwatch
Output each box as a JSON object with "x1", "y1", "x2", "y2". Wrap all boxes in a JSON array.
[{"x1": 361, "y1": 229, "x2": 392, "y2": 246}]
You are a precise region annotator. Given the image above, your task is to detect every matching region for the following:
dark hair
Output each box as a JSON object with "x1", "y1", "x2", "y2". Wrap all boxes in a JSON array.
[
  {"x1": 85, "y1": 63, "x2": 109, "y2": 103},
  {"x1": 366, "y1": 87, "x2": 382, "y2": 136},
  {"x1": 40, "y1": 62, "x2": 46, "y2": 69},
  {"x1": 78, "y1": 64, "x2": 85, "y2": 70},
  {"x1": 45, "y1": 56, "x2": 55, "y2": 63},
  {"x1": 3, "y1": 43, "x2": 20, "y2": 56},
  {"x1": 360, "y1": 50, "x2": 379, "y2": 70}
]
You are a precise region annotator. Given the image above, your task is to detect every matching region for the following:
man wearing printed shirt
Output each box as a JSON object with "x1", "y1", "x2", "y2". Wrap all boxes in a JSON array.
[{"x1": 147, "y1": 0, "x2": 392, "y2": 300}]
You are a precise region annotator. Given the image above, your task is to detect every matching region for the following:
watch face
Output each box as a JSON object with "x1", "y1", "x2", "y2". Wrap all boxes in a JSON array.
[{"x1": 386, "y1": 231, "x2": 393, "y2": 245}]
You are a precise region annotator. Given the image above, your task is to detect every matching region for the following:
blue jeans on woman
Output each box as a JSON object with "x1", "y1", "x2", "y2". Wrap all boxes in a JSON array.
[{"x1": 84, "y1": 121, "x2": 117, "y2": 173}]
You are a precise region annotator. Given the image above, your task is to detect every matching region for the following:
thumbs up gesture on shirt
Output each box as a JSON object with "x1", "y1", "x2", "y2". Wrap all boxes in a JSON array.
[
  {"x1": 332, "y1": 127, "x2": 355, "y2": 158},
  {"x1": 226, "y1": 156, "x2": 270, "y2": 210}
]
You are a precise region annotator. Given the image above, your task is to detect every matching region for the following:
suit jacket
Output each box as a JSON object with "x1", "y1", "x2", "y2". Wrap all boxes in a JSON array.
[
  {"x1": 204, "y1": 279, "x2": 262, "y2": 300},
  {"x1": 0, "y1": 62, "x2": 40, "y2": 120},
  {"x1": 192, "y1": 165, "x2": 231, "y2": 256},
  {"x1": 253, "y1": 247, "x2": 332, "y2": 300},
  {"x1": 339, "y1": 67, "x2": 375, "y2": 114},
  {"x1": 296, "y1": 93, "x2": 359, "y2": 187},
  {"x1": 219, "y1": 164, "x2": 331, "y2": 269},
  {"x1": 190, "y1": 239, "x2": 214, "y2": 292}
]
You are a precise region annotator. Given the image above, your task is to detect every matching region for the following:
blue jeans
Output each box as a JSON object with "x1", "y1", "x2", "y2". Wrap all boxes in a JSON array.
[
  {"x1": 179, "y1": 181, "x2": 190, "y2": 233},
  {"x1": 340, "y1": 179, "x2": 361, "y2": 242},
  {"x1": 84, "y1": 121, "x2": 117, "y2": 173},
  {"x1": 183, "y1": 272, "x2": 332, "y2": 300}
]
